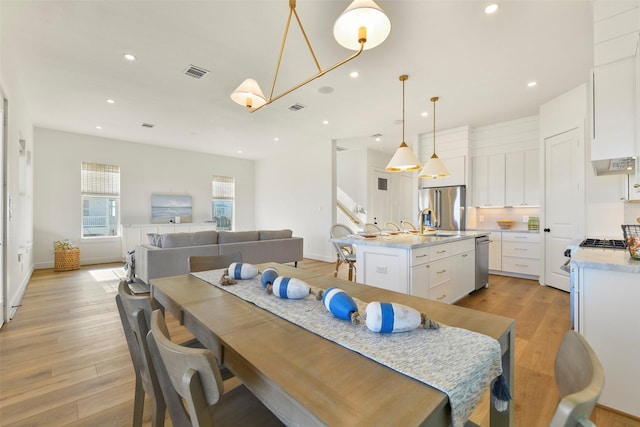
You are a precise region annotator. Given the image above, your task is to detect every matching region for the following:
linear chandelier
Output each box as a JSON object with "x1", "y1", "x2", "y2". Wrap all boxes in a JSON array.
[{"x1": 230, "y1": 0, "x2": 391, "y2": 112}]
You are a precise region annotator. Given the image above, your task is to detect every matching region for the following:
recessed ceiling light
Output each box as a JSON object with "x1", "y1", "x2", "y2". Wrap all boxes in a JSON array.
[
  {"x1": 421, "y1": 111, "x2": 428, "y2": 117},
  {"x1": 527, "y1": 81, "x2": 537, "y2": 87},
  {"x1": 375, "y1": 137, "x2": 381, "y2": 142},
  {"x1": 350, "y1": 71, "x2": 359, "y2": 78},
  {"x1": 323, "y1": 120, "x2": 329, "y2": 125},
  {"x1": 106, "y1": 98, "x2": 115, "y2": 104},
  {"x1": 274, "y1": 137, "x2": 279, "y2": 142},
  {"x1": 96, "y1": 125, "x2": 102, "y2": 130},
  {"x1": 484, "y1": 3, "x2": 499, "y2": 14},
  {"x1": 237, "y1": 149, "x2": 243, "y2": 154},
  {"x1": 123, "y1": 53, "x2": 136, "y2": 61}
]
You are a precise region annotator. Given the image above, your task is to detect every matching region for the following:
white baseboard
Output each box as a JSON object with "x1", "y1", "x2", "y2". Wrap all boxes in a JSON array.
[{"x1": 9, "y1": 264, "x2": 34, "y2": 320}]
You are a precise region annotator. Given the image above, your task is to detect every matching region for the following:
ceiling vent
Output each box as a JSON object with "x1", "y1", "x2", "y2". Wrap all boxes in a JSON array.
[
  {"x1": 142, "y1": 123, "x2": 155, "y2": 128},
  {"x1": 288, "y1": 103, "x2": 306, "y2": 112},
  {"x1": 183, "y1": 65, "x2": 210, "y2": 79}
]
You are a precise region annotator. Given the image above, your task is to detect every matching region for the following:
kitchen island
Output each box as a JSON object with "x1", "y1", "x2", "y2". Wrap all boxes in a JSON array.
[
  {"x1": 331, "y1": 231, "x2": 489, "y2": 303},
  {"x1": 571, "y1": 248, "x2": 640, "y2": 418}
]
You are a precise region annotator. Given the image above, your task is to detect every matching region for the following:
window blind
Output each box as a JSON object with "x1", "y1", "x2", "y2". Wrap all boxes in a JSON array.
[
  {"x1": 212, "y1": 175, "x2": 234, "y2": 199},
  {"x1": 81, "y1": 162, "x2": 120, "y2": 196}
]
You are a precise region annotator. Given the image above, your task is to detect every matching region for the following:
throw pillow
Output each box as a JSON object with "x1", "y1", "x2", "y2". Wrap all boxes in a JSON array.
[{"x1": 147, "y1": 233, "x2": 162, "y2": 247}]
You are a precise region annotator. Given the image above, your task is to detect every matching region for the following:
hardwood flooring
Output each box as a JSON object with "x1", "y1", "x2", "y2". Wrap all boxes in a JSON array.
[{"x1": 0, "y1": 260, "x2": 638, "y2": 426}]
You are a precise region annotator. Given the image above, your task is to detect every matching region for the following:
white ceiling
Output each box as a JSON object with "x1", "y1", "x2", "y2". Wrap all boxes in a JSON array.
[{"x1": 1, "y1": 0, "x2": 593, "y2": 160}]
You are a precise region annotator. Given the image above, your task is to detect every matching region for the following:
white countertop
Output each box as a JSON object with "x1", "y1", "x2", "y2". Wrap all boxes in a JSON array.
[
  {"x1": 330, "y1": 230, "x2": 489, "y2": 249},
  {"x1": 571, "y1": 247, "x2": 640, "y2": 274}
]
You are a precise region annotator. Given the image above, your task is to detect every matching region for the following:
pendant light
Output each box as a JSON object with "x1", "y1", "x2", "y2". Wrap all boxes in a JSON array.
[
  {"x1": 418, "y1": 97, "x2": 450, "y2": 178},
  {"x1": 385, "y1": 75, "x2": 422, "y2": 172}
]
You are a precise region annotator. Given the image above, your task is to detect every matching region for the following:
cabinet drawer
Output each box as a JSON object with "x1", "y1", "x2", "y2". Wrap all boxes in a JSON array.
[
  {"x1": 429, "y1": 280, "x2": 454, "y2": 304},
  {"x1": 411, "y1": 246, "x2": 430, "y2": 266},
  {"x1": 502, "y1": 232, "x2": 540, "y2": 243},
  {"x1": 502, "y1": 241, "x2": 540, "y2": 259},
  {"x1": 429, "y1": 244, "x2": 451, "y2": 261},
  {"x1": 449, "y1": 238, "x2": 476, "y2": 255},
  {"x1": 428, "y1": 258, "x2": 451, "y2": 288},
  {"x1": 502, "y1": 257, "x2": 540, "y2": 276}
]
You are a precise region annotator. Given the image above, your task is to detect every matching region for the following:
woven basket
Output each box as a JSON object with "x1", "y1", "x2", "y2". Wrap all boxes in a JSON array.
[{"x1": 54, "y1": 248, "x2": 80, "y2": 271}]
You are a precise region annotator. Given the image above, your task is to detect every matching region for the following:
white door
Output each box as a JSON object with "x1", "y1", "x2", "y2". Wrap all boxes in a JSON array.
[
  {"x1": 371, "y1": 169, "x2": 391, "y2": 226},
  {"x1": 1, "y1": 91, "x2": 6, "y2": 328},
  {"x1": 544, "y1": 128, "x2": 584, "y2": 292},
  {"x1": 392, "y1": 173, "x2": 413, "y2": 224}
]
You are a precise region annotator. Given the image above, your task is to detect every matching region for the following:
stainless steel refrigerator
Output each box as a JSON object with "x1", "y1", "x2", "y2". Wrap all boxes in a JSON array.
[{"x1": 418, "y1": 185, "x2": 466, "y2": 230}]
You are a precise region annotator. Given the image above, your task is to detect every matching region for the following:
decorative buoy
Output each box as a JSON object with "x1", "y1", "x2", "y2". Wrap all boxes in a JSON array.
[
  {"x1": 321, "y1": 287, "x2": 362, "y2": 323},
  {"x1": 227, "y1": 262, "x2": 259, "y2": 280},
  {"x1": 365, "y1": 301, "x2": 439, "y2": 333},
  {"x1": 261, "y1": 267, "x2": 279, "y2": 288},
  {"x1": 268, "y1": 277, "x2": 312, "y2": 299}
]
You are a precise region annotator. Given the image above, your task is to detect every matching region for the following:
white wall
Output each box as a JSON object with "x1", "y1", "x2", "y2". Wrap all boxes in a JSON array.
[
  {"x1": 255, "y1": 139, "x2": 335, "y2": 262},
  {"x1": 0, "y1": 21, "x2": 36, "y2": 320},
  {"x1": 33, "y1": 128, "x2": 255, "y2": 268}
]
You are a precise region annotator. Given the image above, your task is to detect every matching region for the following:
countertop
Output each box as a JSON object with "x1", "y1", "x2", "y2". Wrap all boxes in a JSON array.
[
  {"x1": 470, "y1": 228, "x2": 540, "y2": 234},
  {"x1": 571, "y1": 247, "x2": 640, "y2": 274},
  {"x1": 330, "y1": 230, "x2": 489, "y2": 249}
]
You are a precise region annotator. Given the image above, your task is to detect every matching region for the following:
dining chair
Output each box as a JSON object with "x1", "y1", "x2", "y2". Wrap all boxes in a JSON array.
[
  {"x1": 188, "y1": 252, "x2": 243, "y2": 273},
  {"x1": 146, "y1": 309, "x2": 284, "y2": 427},
  {"x1": 330, "y1": 223, "x2": 357, "y2": 281},
  {"x1": 116, "y1": 280, "x2": 167, "y2": 427},
  {"x1": 401, "y1": 220, "x2": 418, "y2": 231},
  {"x1": 364, "y1": 223, "x2": 382, "y2": 234},
  {"x1": 384, "y1": 221, "x2": 401, "y2": 231},
  {"x1": 549, "y1": 330, "x2": 605, "y2": 427}
]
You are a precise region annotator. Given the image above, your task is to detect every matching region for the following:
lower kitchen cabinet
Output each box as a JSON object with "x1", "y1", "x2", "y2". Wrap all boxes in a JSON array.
[
  {"x1": 574, "y1": 266, "x2": 640, "y2": 417},
  {"x1": 488, "y1": 231, "x2": 502, "y2": 271},
  {"x1": 501, "y1": 232, "x2": 540, "y2": 277}
]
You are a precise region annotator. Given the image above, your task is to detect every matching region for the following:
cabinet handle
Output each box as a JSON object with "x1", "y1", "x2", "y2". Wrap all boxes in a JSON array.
[
  {"x1": 515, "y1": 248, "x2": 528, "y2": 251},
  {"x1": 436, "y1": 250, "x2": 447, "y2": 254},
  {"x1": 515, "y1": 236, "x2": 527, "y2": 239},
  {"x1": 437, "y1": 269, "x2": 447, "y2": 274},
  {"x1": 436, "y1": 294, "x2": 447, "y2": 300},
  {"x1": 515, "y1": 263, "x2": 528, "y2": 267},
  {"x1": 462, "y1": 254, "x2": 468, "y2": 257},
  {"x1": 416, "y1": 254, "x2": 427, "y2": 258}
]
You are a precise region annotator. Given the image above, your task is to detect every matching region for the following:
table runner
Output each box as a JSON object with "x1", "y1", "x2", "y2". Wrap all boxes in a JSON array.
[{"x1": 192, "y1": 269, "x2": 504, "y2": 427}]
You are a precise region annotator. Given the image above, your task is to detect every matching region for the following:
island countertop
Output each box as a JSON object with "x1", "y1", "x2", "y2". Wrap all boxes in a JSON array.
[
  {"x1": 571, "y1": 247, "x2": 640, "y2": 274},
  {"x1": 330, "y1": 230, "x2": 489, "y2": 249}
]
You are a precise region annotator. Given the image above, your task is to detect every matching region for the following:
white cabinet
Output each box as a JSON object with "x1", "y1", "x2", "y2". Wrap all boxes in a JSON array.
[
  {"x1": 505, "y1": 149, "x2": 540, "y2": 206},
  {"x1": 410, "y1": 238, "x2": 476, "y2": 303},
  {"x1": 575, "y1": 266, "x2": 640, "y2": 417},
  {"x1": 591, "y1": 56, "x2": 637, "y2": 161},
  {"x1": 120, "y1": 223, "x2": 216, "y2": 258},
  {"x1": 488, "y1": 231, "x2": 502, "y2": 271},
  {"x1": 472, "y1": 154, "x2": 505, "y2": 207},
  {"x1": 420, "y1": 155, "x2": 466, "y2": 188},
  {"x1": 501, "y1": 232, "x2": 540, "y2": 277}
]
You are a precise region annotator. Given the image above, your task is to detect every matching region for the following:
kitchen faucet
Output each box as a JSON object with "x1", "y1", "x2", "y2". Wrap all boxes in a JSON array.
[{"x1": 419, "y1": 208, "x2": 437, "y2": 234}]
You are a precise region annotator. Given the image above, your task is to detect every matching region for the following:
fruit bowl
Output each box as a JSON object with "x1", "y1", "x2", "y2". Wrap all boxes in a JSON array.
[{"x1": 497, "y1": 220, "x2": 514, "y2": 230}]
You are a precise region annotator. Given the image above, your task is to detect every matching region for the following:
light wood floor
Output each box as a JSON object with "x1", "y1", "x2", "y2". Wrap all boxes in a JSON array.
[{"x1": 0, "y1": 260, "x2": 638, "y2": 427}]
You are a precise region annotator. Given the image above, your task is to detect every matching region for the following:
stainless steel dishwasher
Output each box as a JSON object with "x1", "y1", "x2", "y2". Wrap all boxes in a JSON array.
[{"x1": 475, "y1": 235, "x2": 490, "y2": 290}]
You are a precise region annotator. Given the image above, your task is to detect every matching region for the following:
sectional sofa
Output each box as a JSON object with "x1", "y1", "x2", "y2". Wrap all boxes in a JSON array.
[{"x1": 135, "y1": 229, "x2": 303, "y2": 283}]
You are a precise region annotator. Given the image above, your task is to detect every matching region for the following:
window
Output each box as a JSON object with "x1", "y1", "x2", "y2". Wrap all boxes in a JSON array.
[
  {"x1": 212, "y1": 175, "x2": 234, "y2": 231},
  {"x1": 81, "y1": 162, "x2": 120, "y2": 237}
]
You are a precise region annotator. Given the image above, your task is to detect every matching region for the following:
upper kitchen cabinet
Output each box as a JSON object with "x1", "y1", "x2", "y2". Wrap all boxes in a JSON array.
[
  {"x1": 472, "y1": 153, "x2": 505, "y2": 207},
  {"x1": 591, "y1": 57, "x2": 637, "y2": 162},
  {"x1": 505, "y1": 149, "x2": 540, "y2": 206}
]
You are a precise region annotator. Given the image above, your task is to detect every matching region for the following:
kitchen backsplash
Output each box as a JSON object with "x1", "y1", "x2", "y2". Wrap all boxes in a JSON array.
[
  {"x1": 624, "y1": 202, "x2": 640, "y2": 226},
  {"x1": 468, "y1": 206, "x2": 541, "y2": 231}
]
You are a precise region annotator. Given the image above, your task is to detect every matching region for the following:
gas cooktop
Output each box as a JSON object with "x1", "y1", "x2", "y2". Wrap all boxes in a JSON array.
[{"x1": 579, "y1": 238, "x2": 627, "y2": 249}]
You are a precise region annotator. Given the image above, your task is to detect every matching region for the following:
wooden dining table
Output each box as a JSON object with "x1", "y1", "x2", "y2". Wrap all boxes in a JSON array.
[{"x1": 151, "y1": 263, "x2": 515, "y2": 427}]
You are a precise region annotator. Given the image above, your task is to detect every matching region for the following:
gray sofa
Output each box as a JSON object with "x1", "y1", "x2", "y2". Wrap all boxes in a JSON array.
[{"x1": 135, "y1": 229, "x2": 303, "y2": 283}]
